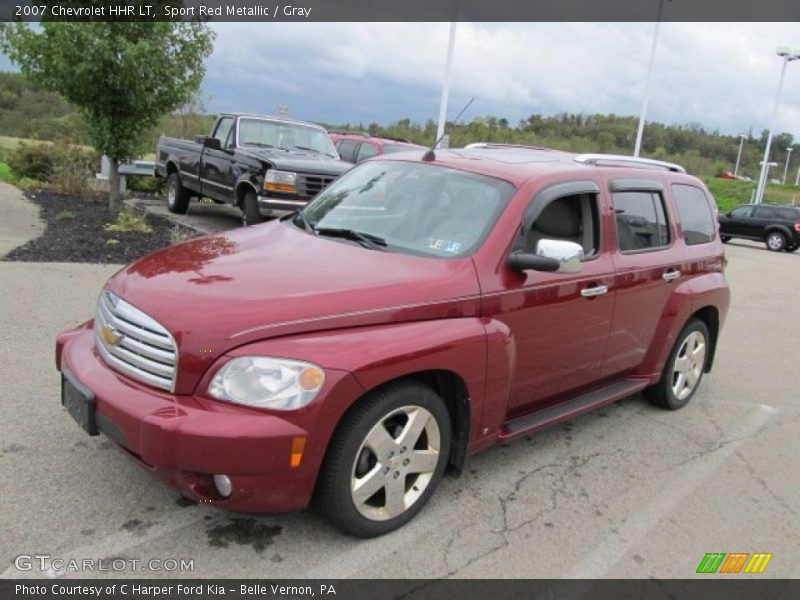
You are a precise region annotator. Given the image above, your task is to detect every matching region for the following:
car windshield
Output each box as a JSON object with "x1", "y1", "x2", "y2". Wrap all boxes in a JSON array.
[
  {"x1": 238, "y1": 118, "x2": 337, "y2": 157},
  {"x1": 299, "y1": 161, "x2": 515, "y2": 258}
]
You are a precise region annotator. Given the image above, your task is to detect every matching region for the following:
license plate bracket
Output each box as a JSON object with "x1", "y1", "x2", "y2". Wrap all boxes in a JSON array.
[{"x1": 61, "y1": 369, "x2": 98, "y2": 436}]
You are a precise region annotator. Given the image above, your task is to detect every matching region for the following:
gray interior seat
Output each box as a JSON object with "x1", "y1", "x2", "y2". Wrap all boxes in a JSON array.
[{"x1": 526, "y1": 197, "x2": 583, "y2": 252}]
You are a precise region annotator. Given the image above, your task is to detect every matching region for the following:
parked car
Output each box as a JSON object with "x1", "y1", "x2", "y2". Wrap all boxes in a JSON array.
[
  {"x1": 328, "y1": 130, "x2": 425, "y2": 164},
  {"x1": 57, "y1": 147, "x2": 729, "y2": 537},
  {"x1": 156, "y1": 113, "x2": 351, "y2": 225},
  {"x1": 718, "y1": 203, "x2": 800, "y2": 252}
]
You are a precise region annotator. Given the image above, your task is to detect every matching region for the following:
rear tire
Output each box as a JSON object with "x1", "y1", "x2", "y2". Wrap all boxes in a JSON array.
[
  {"x1": 166, "y1": 172, "x2": 191, "y2": 214},
  {"x1": 765, "y1": 231, "x2": 786, "y2": 252},
  {"x1": 242, "y1": 190, "x2": 264, "y2": 226},
  {"x1": 315, "y1": 381, "x2": 451, "y2": 537},
  {"x1": 645, "y1": 319, "x2": 710, "y2": 410}
]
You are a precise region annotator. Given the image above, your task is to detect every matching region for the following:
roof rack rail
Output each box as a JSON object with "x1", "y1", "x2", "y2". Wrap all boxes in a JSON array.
[
  {"x1": 381, "y1": 136, "x2": 414, "y2": 144},
  {"x1": 574, "y1": 153, "x2": 686, "y2": 174},
  {"x1": 464, "y1": 142, "x2": 551, "y2": 151},
  {"x1": 327, "y1": 130, "x2": 369, "y2": 137}
]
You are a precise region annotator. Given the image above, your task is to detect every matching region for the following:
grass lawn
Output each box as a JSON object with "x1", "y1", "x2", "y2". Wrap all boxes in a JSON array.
[
  {"x1": 0, "y1": 161, "x2": 18, "y2": 183},
  {"x1": 702, "y1": 177, "x2": 800, "y2": 213}
]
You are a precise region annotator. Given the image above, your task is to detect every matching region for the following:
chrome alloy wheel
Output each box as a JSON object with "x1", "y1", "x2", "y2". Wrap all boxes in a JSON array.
[
  {"x1": 767, "y1": 232, "x2": 784, "y2": 251},
  {"x1": 671, "y1": 330, "x2": 707, "y2": 401},
  {"x1": 350, "y1": 405, "x2": 441, "y2": 521}
]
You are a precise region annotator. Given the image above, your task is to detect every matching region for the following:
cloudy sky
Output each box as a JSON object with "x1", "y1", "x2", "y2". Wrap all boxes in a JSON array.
[
  {"x1": 3, "y1": 22, "x2": 800, "y2": 140},
  {"x1": 199, "y1": 22, "x2": 800, "y2": 140}
]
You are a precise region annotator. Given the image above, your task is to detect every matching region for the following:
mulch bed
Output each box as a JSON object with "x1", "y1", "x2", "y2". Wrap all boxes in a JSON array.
[{"x1": 4, "y1": 189, "x2": 189, "y2": 264}]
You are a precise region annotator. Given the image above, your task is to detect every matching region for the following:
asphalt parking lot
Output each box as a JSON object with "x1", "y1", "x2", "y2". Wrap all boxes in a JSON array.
[{"x1": 1, "y1": 192, "x2": 799, "y2": 579}]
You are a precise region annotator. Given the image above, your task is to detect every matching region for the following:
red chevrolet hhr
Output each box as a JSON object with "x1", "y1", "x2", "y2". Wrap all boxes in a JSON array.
[{"x1": 57, "y1": 145, "x2": 729, "y2": 536}]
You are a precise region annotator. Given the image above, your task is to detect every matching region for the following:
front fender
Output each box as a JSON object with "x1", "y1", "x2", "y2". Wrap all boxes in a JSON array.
[{"x1": 211, "y1": 318, "x2": 497, "y2": 462}]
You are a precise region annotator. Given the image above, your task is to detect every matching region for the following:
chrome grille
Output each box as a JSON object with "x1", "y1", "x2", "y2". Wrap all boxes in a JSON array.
[
  {"x1": 297, "y1": 173, "x2": 337, "y2": 198},
  {"x1": 94, "y1": 291, "x2": 177, "y2": 391}
]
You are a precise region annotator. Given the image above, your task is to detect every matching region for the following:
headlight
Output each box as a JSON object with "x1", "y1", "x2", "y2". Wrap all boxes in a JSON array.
[
  {"x1": 264, "y1": 170, "x2": 297, "y2": 194},
  {"x1": 208, "y1": 356, "x2": 324, "y2": 410}
]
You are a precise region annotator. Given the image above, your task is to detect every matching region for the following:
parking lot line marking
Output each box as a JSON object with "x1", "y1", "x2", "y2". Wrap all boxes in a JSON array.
[
  {"x1": 1, "y1": 506, "x2": 210, "y2": 579},
  {"x1": 564, "y1": 403, "x2": 778, "y2": 579}
]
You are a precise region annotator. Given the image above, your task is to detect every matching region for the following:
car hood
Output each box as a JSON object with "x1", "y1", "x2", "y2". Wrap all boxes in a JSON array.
[
  {"x1": 106, "y1": 222, "x2": 481, "y2": 394},
  {"x1": 238, "y1": 147, "x2": 351, "y2": 175}
]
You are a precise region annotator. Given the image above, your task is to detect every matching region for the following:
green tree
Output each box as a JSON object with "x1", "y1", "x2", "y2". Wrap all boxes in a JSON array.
[{"x1": 1, "y1": 13, "x2": 214, "y2": 210}]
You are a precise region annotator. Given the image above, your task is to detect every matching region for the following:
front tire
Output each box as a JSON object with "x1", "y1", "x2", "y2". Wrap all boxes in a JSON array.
[
  {"x1": 765, "y1": 231, "x2": 787, "y2": 252},
  {"x1": 166, "y1": 172, "x2": 191, "y2": 214},
  {"x1": 242, "y1": 190, "x2": 264, "y2": 226},
  {"x1": 645, "y1": 319, "x2": 710, "y2": 410},
  {"x1": 315, "y1": 381, "x2": 451, "y2": 537}
]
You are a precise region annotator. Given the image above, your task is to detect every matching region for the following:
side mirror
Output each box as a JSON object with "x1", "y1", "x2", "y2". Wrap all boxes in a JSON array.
[
  {"x1": 197, "y1": 135, "x2": 222, "y2": 151},
  {"x1": 508, "y1": 239, "x2": 584, "y2": 274}
]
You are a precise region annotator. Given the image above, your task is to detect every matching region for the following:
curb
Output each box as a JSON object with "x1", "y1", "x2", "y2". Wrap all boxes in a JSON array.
[{"x1": 123, "y1": 196, "x2": 207, "y2": 237}]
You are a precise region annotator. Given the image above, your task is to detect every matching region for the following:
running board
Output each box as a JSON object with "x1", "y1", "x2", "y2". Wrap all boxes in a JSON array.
[{"x1": 498, "y1": 378, "x2": 649, "y2": 442}]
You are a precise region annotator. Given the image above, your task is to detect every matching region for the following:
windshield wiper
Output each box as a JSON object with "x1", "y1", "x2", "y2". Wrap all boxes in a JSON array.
[
  {"x1": 243, "y1": 142, "x2": 276, "y2": 149},
  {"x1": 291, "y1": 145, "x2": 336, "y2": 158},
  {"x1": 315, "y1": 227, "x2": 387, "y2": 251},
  {"x1": 292, "y1": 210, "x2": 316, "y2": 234}
]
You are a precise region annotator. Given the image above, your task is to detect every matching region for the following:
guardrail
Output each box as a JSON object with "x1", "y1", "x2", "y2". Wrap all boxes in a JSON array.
[{"x1": 96, "y1": 155, "x2": 156, "y2": 193}]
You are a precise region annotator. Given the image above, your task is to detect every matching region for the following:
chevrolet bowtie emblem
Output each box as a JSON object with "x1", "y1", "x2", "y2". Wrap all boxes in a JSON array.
[{"x1": 101, "y1": 324, "x2": 123, "y2": 346}]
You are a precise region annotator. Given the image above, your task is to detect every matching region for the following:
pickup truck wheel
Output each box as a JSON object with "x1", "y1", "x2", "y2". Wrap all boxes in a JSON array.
[
  {"x1": 242, "y1": 190, "x2": 264, "y2": 226},
  {"x1": 315, "y1": 381, "x2": 451, "y2": 537},
  {"x1": 166, "y1": 173, "x2": 191, "y2": 214},
  {"x1": 645, "y1": 319, "x2": 709, "y2": 410},
  {"x1": 765, "y1": 231, "x2": 786, "y2": 252}
]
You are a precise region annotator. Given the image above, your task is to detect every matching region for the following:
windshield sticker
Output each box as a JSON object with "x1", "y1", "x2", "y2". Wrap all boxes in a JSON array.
[{"x1": 428, "y1": 239, "x2": 462, "y2": 254}]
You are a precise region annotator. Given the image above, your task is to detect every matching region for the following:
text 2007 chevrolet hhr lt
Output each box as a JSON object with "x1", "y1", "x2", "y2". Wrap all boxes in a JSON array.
[{"x1": 57, "y1": 147, "x2": 729, "y2": 536}]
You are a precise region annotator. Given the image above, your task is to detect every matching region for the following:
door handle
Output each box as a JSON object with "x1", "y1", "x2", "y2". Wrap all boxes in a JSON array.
[
  {"x1": 662, "y1": 270, "x2": 681, "y2": 282},
  {"x1": 581, "y1": 285, "x2": 609, "y2": 298}
]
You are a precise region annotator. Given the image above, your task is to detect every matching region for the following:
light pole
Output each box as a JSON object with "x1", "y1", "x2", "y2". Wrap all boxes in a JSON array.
[
  {"x1": 734, "y1": 134, "x2": 746, "y2": 178},
  {"x1": 782, "y1": 146, "x2": 794, "y2": 184},
  {"x1": 634, "y1": 0, "x2": 666, "y2": 157},
  {"x1": 795, "y1": 164, "x2": 800, "y2": 186},
  {"x1": 435, "y1": 20, "x2": 458, "y2": 148},
  {"x1": 755, "y1": 47, "x2": 800, "y2": 204}
]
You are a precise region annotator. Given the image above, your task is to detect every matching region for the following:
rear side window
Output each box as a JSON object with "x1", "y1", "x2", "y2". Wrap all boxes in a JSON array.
[
  {"x1": 755, "y1": 206, "x2": 778, "y2": 219},
  {"x1": 777, "y1": 207, "x2": 800, "y2": 220},
  {"x1": 356, "y1": 142, "x2": 378, "y2": 162},
  {"x1": 612, "y1": 191, "x2": 670, "y2": 252},
  {"x1": 672, "y1": 184, "x2": 716, "y2": 245}
]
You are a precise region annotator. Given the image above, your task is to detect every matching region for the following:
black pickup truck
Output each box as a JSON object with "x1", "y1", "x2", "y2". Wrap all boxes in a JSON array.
[{"x1": 155, "y1": 113, "x2": 350, "y2": 225}]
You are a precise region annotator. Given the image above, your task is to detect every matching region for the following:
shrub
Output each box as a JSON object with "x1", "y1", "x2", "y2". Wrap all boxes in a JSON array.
[
  {"x1": 7, "y1": 142, "x2": 97, "y2": 193},
  {"x1": 104, "y1": 210, "x2": 153, "y2": 234},
  {"x1": 127, "y1": 175, "x2": 165, "y2": 195},
  {"x1": 49, "y1": 147, "x2": 97, "y2": 195},
  {"x1": 7, "y1": 142, "x2": 53, "y2": 180}
]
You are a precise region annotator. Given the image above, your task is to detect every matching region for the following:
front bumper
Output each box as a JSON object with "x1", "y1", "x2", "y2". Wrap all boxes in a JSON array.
[
  {"x1": 258, "y1": 193, "x2": 310, "y2": 213},
  {"x1": 56, "y1": 324, "x2": 360, "y2": 512}
]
